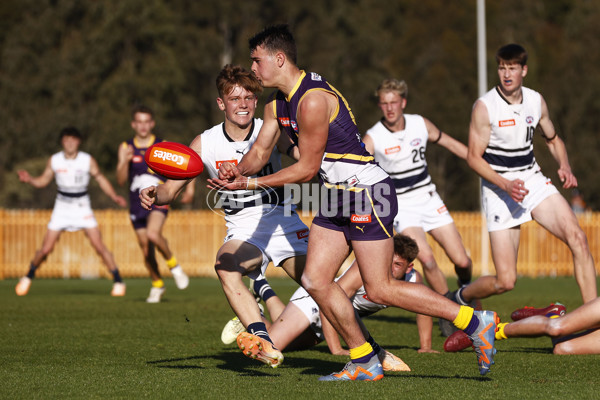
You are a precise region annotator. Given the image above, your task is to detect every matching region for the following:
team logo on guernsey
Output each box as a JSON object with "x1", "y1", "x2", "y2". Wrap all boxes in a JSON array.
[
  {"x1": 499, "y1": 119, "x2": 516, "y2": 127},
  {"x1": 133, "y1": 155, "x2": 144, "y2": 163},
  {"x1": 279, "y1": 118, "x2": 291, "y2": 126},
  {"x1": 291, "y1": 121, "x2": 298, "y2": 131},
  {"x1": 216, "y1": 159, "x2": 238, "y2": 169},
  {"x1": 385, "y1": 146, "x2": 401, "y2": 155},
  {"x1": 410, "y1": 139, "x2": 422, "y2": 147},
  {"x1": 310, "y1": 72, "x2": 323, "y2": 81},
  {"x1": 526, "y1": 116, "x2": 534, "y2": 124},
  {"x1": 296, "y1": 229, "x2": 309, "y2": 240},
  {"x1": 351, "y1": 214, "x2": 371, "y2": 223}
]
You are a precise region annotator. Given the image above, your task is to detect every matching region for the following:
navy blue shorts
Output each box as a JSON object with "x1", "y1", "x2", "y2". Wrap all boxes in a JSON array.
[
  {"x1": 311, "y1": 177, "x2": 397, "y2": 241},
  {"x1": 129, "y1": 192, "x2": 168, "y2": 230}
]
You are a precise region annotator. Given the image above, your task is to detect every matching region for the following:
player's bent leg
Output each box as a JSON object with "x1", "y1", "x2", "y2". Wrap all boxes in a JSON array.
[
  {"x1": 532, "y1": 195, "x2": 597, "y2": 303},
  {"x1": 402, "y1": 226, "x2": 448, "y2": 295},
  {"x1": 553, "y1": 328, "x2": 600, "y2": 355},
  {"x1": 268, "y1": 302, "x2": 312, "y2": 351},
  {"x1": 429, "y1": 223, "x2": 473, "y2": 285}
]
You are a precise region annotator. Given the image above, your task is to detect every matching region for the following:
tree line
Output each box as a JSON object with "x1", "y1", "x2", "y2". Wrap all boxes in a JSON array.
[{"x1": 1, "y1": 0, "x2": 599, "y2": 211}]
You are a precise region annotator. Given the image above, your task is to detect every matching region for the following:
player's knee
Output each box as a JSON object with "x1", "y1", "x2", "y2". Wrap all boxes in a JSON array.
[
  {"x1": 363, "y1": 284, "x2": 386, "y2": 305},
  {"x1": 146, "y1": 230, "x2": 162, "y2": 245},
  {"x1": 568, "y1": 228, "x2": 590, "y2": 254},
  {"x1": 546, "y1": 318, "x2": 566, "y2": 337},
  {"x1": 420, "y1": 258, "x2": 438, "y2": 272},
  {"x1": 494, "y1": 277, "x2": 516, "y2": 294},
  {"x1": 455, "y1": 256, "x2": 472, "y2": 270},
  {"x1": 553, "y1": 341, "x2": 574, "y2": 355}
]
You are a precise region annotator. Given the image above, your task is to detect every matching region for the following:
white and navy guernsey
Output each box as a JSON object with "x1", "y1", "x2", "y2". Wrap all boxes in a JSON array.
[
  {"x1": 479, "y1": 86, "x2": 543, "y2": 175},
  {"x1": 272, "y1": 71, "x2": 388, "y2": 188},
  {"x1": 365, "y1": 114, "x2": 435, "y2": 197},
  {"x1": 51, "y1": 151, "x2": 92, "y2": 198},
  {"x1": 201, "y1": 118, "x2": 286, "y2": 216}
]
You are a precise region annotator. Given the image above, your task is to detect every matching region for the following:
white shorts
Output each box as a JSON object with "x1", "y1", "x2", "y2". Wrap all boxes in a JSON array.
[
  {"x1": 224, "y1": 208, "x2": 309, "y2": 280},
  {"x1": 393, "y1": 190, "x2": 454, "y2": 233},
  {"x1": 482, "y1": 169, "x2": 559, "y2": 232},
  {"x1": 47, "y1": 195, "x2": 98, "y2": 232},
  {"x1": 289, "y1": 286, "x2": 323, "y2": 340}
]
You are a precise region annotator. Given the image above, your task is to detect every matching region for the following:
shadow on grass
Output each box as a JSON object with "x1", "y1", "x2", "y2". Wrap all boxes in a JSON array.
[{"x1": 147, "y1": 355, "x2": 207, "y2": 370}]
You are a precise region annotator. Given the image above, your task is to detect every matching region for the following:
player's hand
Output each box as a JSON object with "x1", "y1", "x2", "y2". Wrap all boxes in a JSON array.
[
  {"x1": 208, "y1": 167, "x2": 249, "y2": 191},
  {"x1": 17, "y1": 170, "x2": 31, "y2": 183},
  {"x1": 113, "y1": 195, "x2": 127, "y2": 208},
  {"x1": 139, "y1": 186, "x2": 157, "y2": 210},
  {"x1": 418, "y1": 348, "x2": 440, "y2": 354},
  {"x1": 558, "y1": 166, "x2": 578, "y2": 189},
  {"x1": 507, "y1": 179, "x2": 528, "y2": 203},
  {"x1": 118, "y1": 143, "x2": 134, "y2": 162},
  {"x1": 217, "y1": 161, "x2": 238, "y2": 180}
]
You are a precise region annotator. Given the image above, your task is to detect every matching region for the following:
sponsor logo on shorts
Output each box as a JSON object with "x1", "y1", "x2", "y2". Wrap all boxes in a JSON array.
[
  {"x1": 148, "y1": 149, "x2": 190, "y2": 170},
  {"x1": 216, "y1": 159, "x2": 238, "y2": 169},
  {"x1": 385, "y1": 146, "x2": 401, "y2": 155},
  {"x1": 351, "y1": 214, "x2": 371, "y2": 223},
  {"x1": 499, "y1": 119, "x2": 516, "y2": 127},
  {"x1": 437, "y1": 205, "x2": 448, "y2": 214},
  {"x1": 296, "y1": 229, "x2": 309, "y2": 240},
  {"x1": 526, "y1": 116, "x2": 534, "y2": 124}
]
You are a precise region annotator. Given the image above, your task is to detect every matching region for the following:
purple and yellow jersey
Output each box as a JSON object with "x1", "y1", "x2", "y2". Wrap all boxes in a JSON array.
[
  {"x1": 271, "y1": 71, "x2": 388, "y2": 187},
  {"x1": 121, "y1": 134, "x2": 168, "y2": 226}
]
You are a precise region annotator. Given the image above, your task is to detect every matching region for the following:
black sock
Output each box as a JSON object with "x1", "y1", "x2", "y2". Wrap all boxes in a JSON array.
[
  {"x1": 366, "y1": 335, "x2": 381, "y2": 354},
  {"x1": 247, "y1": 322, "x2": 273, "y2": 344},
  {"x1": 111, "y1": 269, "x2": 122, "y2": 283},
  {"x1": 253, "y1": 279, "x2": 276, "y2": 302},
  {"x1": 26, "y1": 263, "x2": 37, "y2": 279}
]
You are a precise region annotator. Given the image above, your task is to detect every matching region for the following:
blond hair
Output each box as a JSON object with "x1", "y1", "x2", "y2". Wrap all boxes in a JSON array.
[{"x1": 375, "y1": 78, "x2": 408, "y2": 99}]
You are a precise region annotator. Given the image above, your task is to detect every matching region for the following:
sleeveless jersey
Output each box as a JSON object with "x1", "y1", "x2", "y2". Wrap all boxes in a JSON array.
[
  {"x1": 479, "y1": 86, "x2": 542, "y2": 175},
  {"x1": 365, "y1": 114, "x2": 435, "y2": 196},
  {"x1": 122, "y1": 134, "x2": 166, "y2": 203},
  {"x1": 200, "y1": 118, "x2": 287, "y2": 218},
  {"x1": 50, "y1": 151, "x2": 91, "y2": 195},
  {"x1": 272, "y1": 71, "x2": 388, "y2": 187}
]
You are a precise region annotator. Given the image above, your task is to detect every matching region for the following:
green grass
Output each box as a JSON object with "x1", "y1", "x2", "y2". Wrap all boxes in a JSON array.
[{"x1": 2, "y1": 276, "x2": 600, "y2": 399}]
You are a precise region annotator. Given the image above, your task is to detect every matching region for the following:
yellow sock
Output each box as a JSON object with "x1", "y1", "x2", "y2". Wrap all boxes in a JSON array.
[
  {"x1": 166, "y1": 256, "x2": 178, "y2": 269},
  {"x1": 349, "y1": 342, "x2": 373, "y2": 361},
  {"x1": 496, "y1": 322, "x2": 508, "y2": 340},
  {"x1": 453, "y1": 305, "x2": 474, "y2": 330},
  {"x1": 152, "y1": 279, "x2": 164, "y2": 288}
]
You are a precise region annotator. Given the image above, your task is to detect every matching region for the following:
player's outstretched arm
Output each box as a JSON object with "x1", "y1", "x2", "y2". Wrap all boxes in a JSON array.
[
  {"x1": 424, "y1": 118, "x2": 467, "y2": 160},
  {"x1": 90, "y1": 157, "x2": 127, "y2": 207},
  {"x1": 412, "y1": 271, "x2": 438, "y2": 353},
  {"x1": 538, "y1": 96, "x2": 577, "y2": 189},
  {"x1": 17, "y1": 158, "x2": 54, "y2": 188}
]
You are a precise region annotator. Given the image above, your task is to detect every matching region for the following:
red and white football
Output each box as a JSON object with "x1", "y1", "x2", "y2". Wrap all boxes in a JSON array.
[{"x1": 144, "y1": 141, "x2": 204, "y2": 180}]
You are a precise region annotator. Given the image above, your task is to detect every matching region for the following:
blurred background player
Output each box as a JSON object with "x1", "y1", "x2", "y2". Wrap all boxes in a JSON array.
[
  {"x1": 15, "y1": 127, "x2": 127, "y2": 296},
  {"x1": 116, "y1": 105, "x2": 193, "y2": 303},
  {"x1": 363, "y1": 78, "x2": 474, "y2": 336},
  {"x1": 221, "y1": 234, "x2": 438, "y2": 372},
  {"x1": 140, "y1": 64, "x2": 309, "y2": 368},
  {"x1": 454, "y1": 43, "x2": 597, "y2": 309}
]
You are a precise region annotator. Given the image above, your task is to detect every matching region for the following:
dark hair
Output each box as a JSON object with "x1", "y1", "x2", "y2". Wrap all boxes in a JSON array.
[
  {"x1": 496, "y1": 44, "x2": 528, "y2": 66},
  {"x1": 131, "y1": 104, "x2": 154, "y2": 120},
  {"x1": 249, "y1": 24, "x2": 297, "y2": 65},
  {"x1": 393, "y1": 234, "x2": 419, "y2": 263},
  {"x1": 216, "y1": 64, "x2": 263, "y2": 98},
  {"x1": 59, "y1": 126, "x2": 82, "y2": 140}
]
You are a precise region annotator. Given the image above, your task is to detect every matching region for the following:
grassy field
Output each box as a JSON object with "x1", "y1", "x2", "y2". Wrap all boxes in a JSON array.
[{"x1": 2, "y1": 276, "x2": 600, "y2": 399}]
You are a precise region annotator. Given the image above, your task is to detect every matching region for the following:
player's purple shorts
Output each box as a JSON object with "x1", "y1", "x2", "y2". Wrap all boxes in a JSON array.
[
  {"x1": 129, "y1": 192, "x2": 168, "y2": 230},
  {"x1": 312, "y1": 177, "x2": 397, "y2": 241}
]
